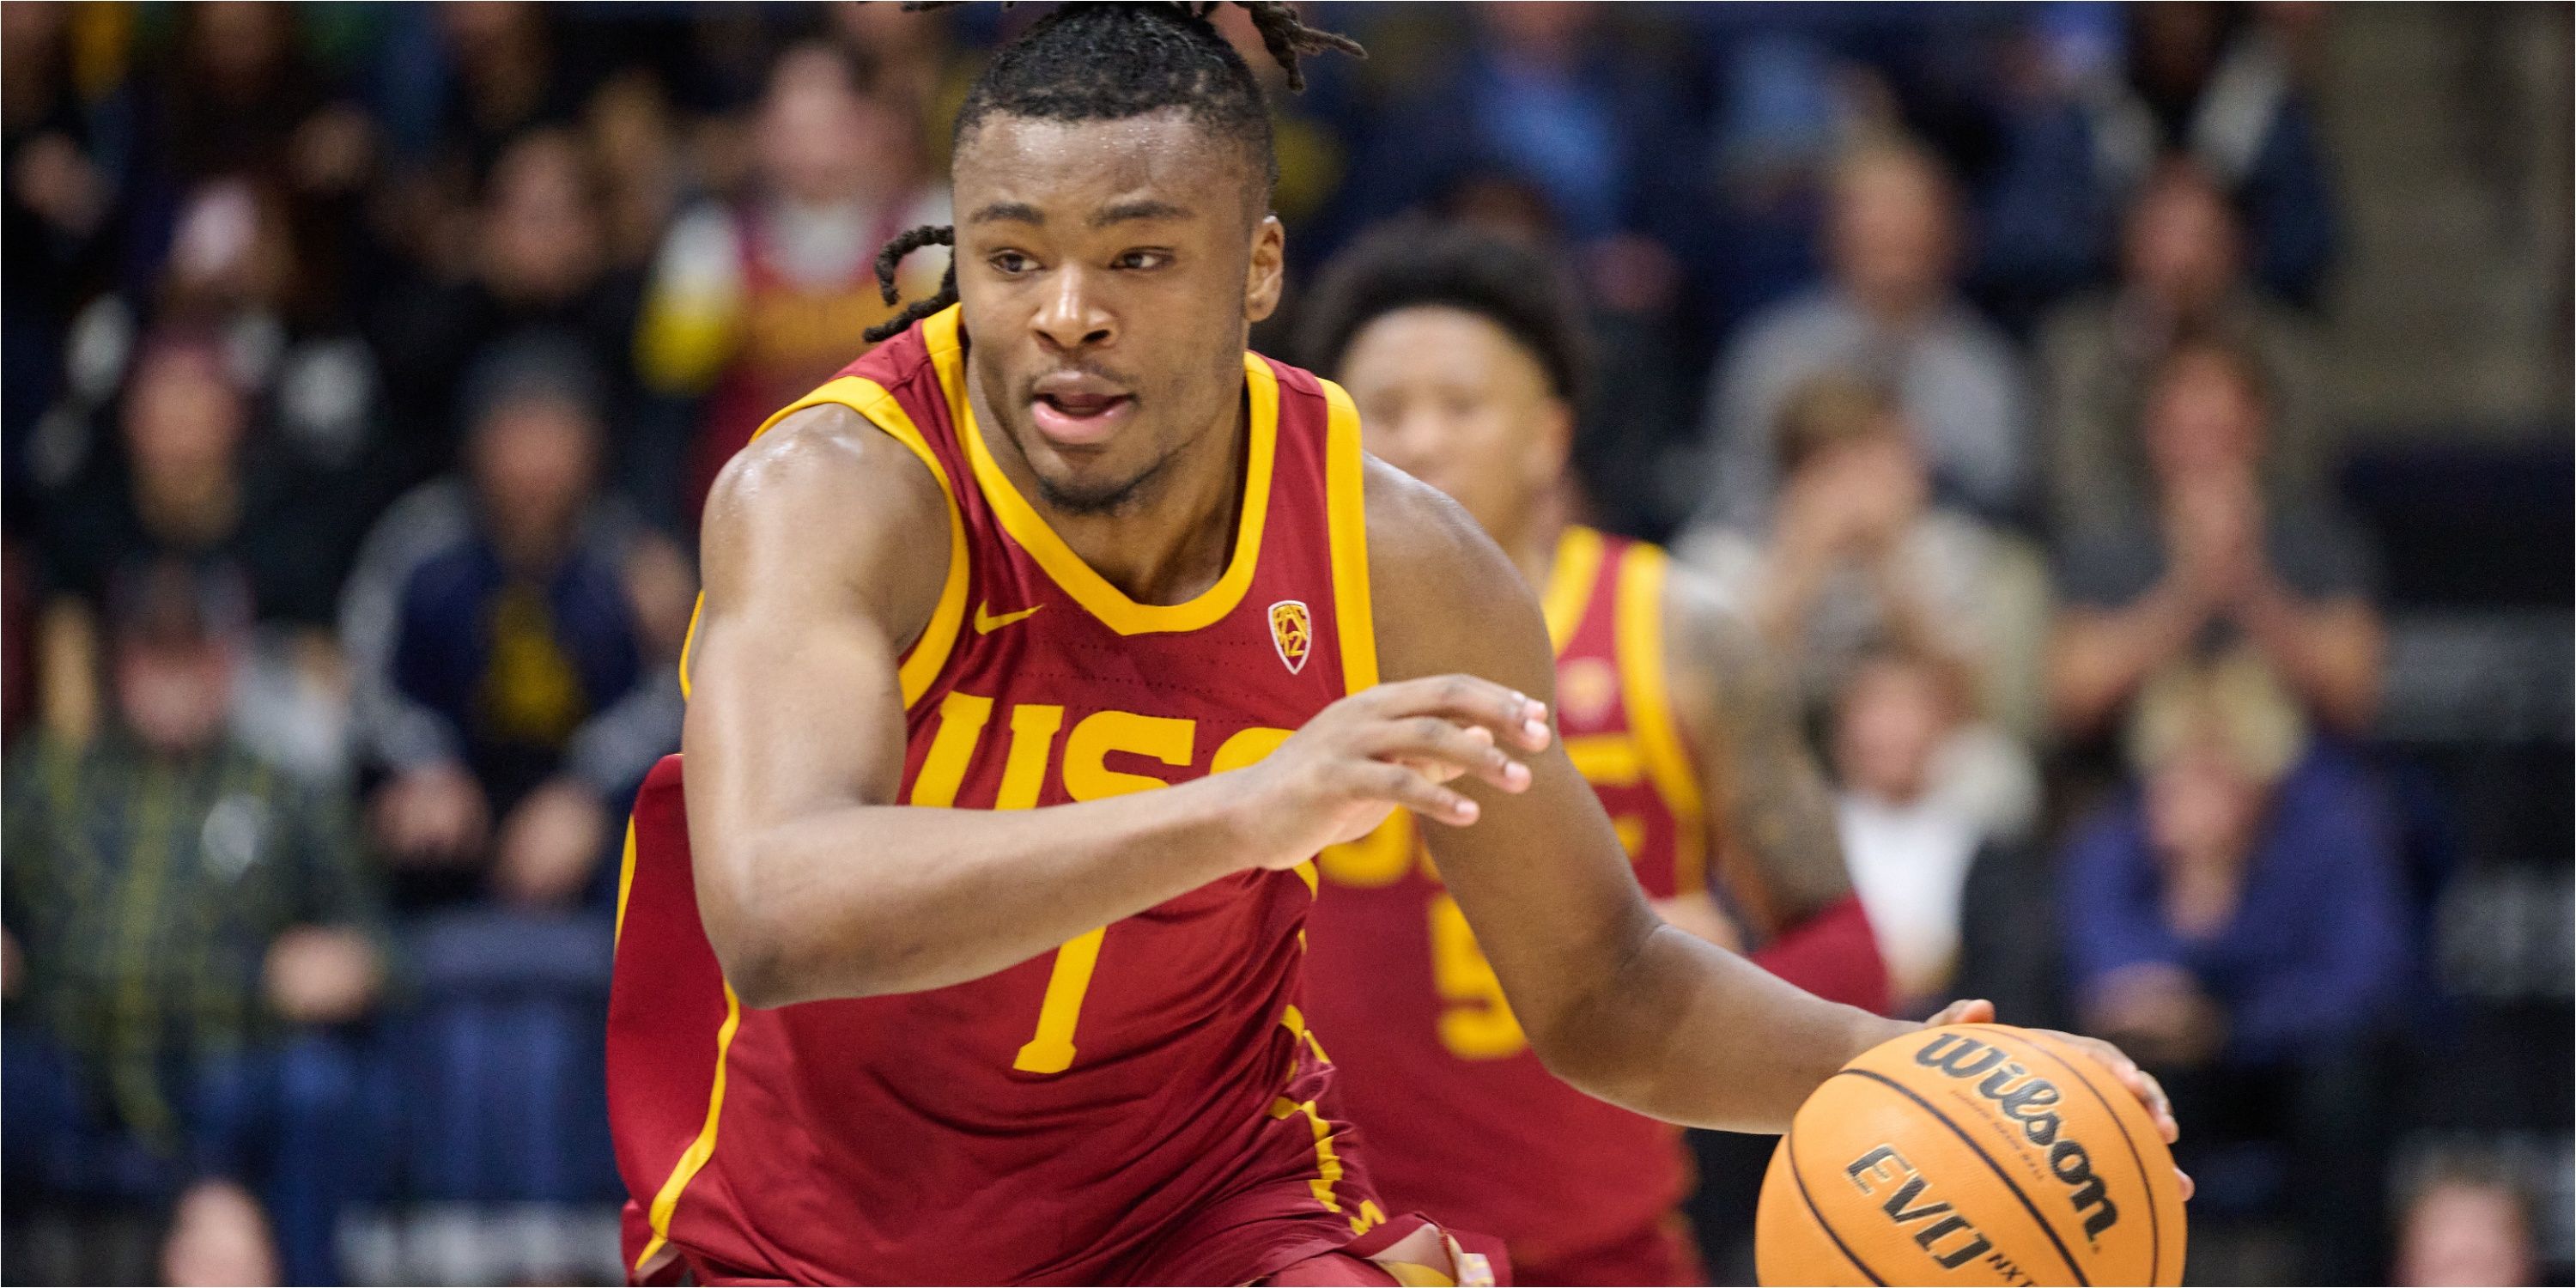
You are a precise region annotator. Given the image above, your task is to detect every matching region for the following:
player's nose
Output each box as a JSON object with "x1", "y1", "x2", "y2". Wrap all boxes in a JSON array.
[{"x1": 1033, "y1": 268, "x2": 1116, "y2": 352}]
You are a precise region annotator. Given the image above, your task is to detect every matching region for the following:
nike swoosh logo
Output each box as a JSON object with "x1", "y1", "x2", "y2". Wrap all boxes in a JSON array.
[{"x1": 974, "y1": 601, "x2": 1043, "y2": 634}]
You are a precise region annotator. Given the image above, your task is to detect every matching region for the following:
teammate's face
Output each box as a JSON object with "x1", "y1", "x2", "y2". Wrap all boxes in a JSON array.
[
  {"x1": 951, "y1": 110, "x2": 1285, "y2": 515},
  {"x1": 1339, "y1": 306, "x2": 1571, "y2": 540}
]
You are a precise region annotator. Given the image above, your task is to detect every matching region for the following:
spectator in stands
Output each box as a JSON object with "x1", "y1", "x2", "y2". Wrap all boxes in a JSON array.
[
  {"x1": 2038, "y1": 158, "x2": 2326, "y2": 535},
  {"x1": 343, "y1": 335, "x2": 684, "y2": 910},
  {"x1": 41, "y1": 330, "x2": 343, "y2": 629},
  {"x1": 2049, "y1": 335, "x2": 2385, "y2": 742},
  {"x1": 2395, "y1": 1163, "x2": 2539, "y2": 1287},
  {"x1": 1340, "y1": 4, "x2": 1700, "y2": 257},
  {"x1": 2105, "y1": 3, "x2": 2336, "y2": 307},
  {"x1": 1697, "y1": 138, "x2": 2030, "y2": 528},
  {"x1": 31, "y1": 327, "x2": 362, "y2": 781},
  {"x1": 635, "y1": 40, "x2": 950, "y2": 525},
  {"x1": 1829, "y1": 647, "x2": 2038, "y2": 1016},
  {"x1": 1681, "y1": 371, "x2": 2052, "y2": 743},
  {"x1": 3, "y1": 557, "x2": 386, "y2": 1286},
  {"x1": 583, "y1": 70, "x2": 687, "y2": 277},
  {"x1": 373, "y1": 126, "x2": 645, "y2": 500},
  {"x1": 3, "y1": 1, "x2": 122, "y2": 492},
  {"x1": 130, "y1": 3, "x2": 378, "y2": 295},
  {"x1": 427, "y1": 2, "x2": 582, "y2": 183},
  {"x1": 2061, "y1": 661, "x2": 2409, "y2": 1282},
  {"x1": 2063, "y1": 663, "x2": 2408, "y2": 1065}
]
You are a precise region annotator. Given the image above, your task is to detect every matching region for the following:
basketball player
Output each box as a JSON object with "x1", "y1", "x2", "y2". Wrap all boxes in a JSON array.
[
  {"x1": 1297, "y1": 222, "x2": 1887, "y2": 1285},
  {"x1": 607, "y1": 7, "x2": 2178, "y2": 1285}
]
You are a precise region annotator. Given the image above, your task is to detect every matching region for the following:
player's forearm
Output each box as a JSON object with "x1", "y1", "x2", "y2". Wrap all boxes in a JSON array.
[
  {"x1": 1543, "y1": 922, "x2": 1909, "y2": 1133},
  {"x1": 705, "y1": 776, "x2": 1264, "y2": 1007}
]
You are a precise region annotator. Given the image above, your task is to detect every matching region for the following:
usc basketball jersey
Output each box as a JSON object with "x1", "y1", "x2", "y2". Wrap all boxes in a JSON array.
[
  {"x1": 608, "y1": 306, "x2": 1399, "y2": 1285},
  {"x1": 1300, "y1": 526, "x2": 1710, "y2": 1274}
]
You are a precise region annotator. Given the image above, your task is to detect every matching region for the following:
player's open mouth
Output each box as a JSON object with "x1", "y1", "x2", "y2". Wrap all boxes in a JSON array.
[{"x1": 1030, "y1": 392, "x2": 1135, "y2": 447}]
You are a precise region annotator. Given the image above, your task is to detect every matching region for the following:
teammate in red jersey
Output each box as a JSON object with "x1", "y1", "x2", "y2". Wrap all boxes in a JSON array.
[
  {"x1": 608, "y1": 7, "x2": 2182, "y2": 1286},
  {"x1": 1295, "y1": 224, "x2": 1891, "y2": 1285}
]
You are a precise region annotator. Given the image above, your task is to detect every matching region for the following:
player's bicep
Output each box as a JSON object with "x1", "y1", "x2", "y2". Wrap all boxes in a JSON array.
[
  {"x1": 680, "y1": 406, "x2": 948, "y2": 891},
  {"x1": 1363, "y1": 463, "x2": 1657, "y2": 1045}
]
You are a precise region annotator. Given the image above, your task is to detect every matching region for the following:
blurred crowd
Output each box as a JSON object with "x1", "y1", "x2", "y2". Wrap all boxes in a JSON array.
[{"x1": 0, "y1": 3, "x2": 2561, "y2": 1286}]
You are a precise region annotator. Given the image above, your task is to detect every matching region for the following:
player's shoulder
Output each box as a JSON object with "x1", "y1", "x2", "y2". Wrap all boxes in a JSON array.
[
  {"x1": 697, "y1": 398, "x2": 952, "y2": 642},
  {"x1": 1359, "y1": 455, "x2": 1506, "y2": 598},
  {"x1": 1358, "y1": 456, "x2": 1553, "y2": 692},
  {"x1": 709, "y1": 399, "x2": 946, "y2": 538}
]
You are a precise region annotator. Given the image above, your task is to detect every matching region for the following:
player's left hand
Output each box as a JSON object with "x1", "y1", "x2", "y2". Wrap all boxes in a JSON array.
[{"x1": 1923, "y1": 997, "x2": 2194, "y2": 1201}]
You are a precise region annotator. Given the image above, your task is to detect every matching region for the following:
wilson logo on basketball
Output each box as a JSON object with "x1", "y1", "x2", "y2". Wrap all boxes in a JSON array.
[
  {"x1": 1269, "y1": 600, "x2": 1311, "y2": 674},
  {"x1": 1915, "y1": 1033, "x2": 2121, "y2": 1241}
]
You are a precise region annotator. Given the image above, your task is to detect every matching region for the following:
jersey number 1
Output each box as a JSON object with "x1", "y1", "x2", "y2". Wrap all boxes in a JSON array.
[{"x1": 914, "y1": 696, "x2": 1285, "y2": 1077}]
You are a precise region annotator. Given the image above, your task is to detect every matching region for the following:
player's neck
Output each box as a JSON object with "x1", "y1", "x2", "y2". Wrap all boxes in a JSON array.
[{"x1": 971, "y1": 369, "x2": 1251, "y2": 607}]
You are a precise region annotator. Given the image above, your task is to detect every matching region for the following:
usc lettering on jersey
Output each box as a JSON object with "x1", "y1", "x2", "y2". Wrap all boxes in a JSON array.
[{"x1": 610, "y1": 306, "x2": 1395, "y2": 1285}]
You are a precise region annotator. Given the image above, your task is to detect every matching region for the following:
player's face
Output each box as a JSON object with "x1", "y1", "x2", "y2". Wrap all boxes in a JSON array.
[
  {"x1": 951, "y1": 110, "x2": 1285, "y2": 515},
  {"x1": 1339, "y1": 306, "x2": 1571, "y2": 540}
]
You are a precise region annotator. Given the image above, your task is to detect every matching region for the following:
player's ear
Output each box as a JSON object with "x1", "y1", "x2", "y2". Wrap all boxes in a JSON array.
[{"x1": 1244, "y1": 214, "x2": 1285, "y2": 324}]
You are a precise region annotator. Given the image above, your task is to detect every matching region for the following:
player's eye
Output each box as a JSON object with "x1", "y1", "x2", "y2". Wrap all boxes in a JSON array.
[
  {"x1": 987, "y1": 251, "x2": 1036, "y2": 276},
  {"x1": 1111, "y1": 249, "x2": 1170, "y2": 271}
]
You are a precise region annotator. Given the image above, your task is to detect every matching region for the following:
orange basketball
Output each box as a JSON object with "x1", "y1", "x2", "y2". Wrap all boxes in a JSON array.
[{"x1": 1756, "y1": 1024, "x2": 2186, "y2": 1286}]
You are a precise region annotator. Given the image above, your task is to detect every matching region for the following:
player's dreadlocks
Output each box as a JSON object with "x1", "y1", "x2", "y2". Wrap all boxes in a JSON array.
[
  {"x1": 863, "y1": 2, "x2": 1364, "y2": 344},
  {"x1": 1298, "y1": 219, "x2": 1593, "y2": 407}
]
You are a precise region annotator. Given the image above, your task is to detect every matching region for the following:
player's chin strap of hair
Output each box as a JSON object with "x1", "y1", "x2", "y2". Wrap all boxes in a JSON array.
[{"x1": 863, "y1": 1, "x2": 1365, "y2": 344}]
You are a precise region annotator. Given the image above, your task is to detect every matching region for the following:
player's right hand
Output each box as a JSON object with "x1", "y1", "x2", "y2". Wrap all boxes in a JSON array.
[{"x1": 1229, "y1": 674, "x2": 1551, "y2": 868}]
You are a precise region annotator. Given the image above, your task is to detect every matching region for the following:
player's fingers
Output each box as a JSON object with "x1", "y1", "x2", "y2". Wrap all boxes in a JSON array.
[
  {"x1": 2176, "y1": 1167, "x2": 2196, "y2": 1202},
  {"x1": 1388, "y1": 755, "x2": 1469, "y2": 787},
  {"x1": 1364, "y1": 718, "x2": 1531, "y2": 794},
  {"x1": 1922, "y1": 998, "x2": 1994, "y2": 1028},
  {"x1": 2061, "y1": 1033, "x2": 2178, "y2": 1144},
  {"x1": 1368, "y1": 675, "x2": 1551, "y2": 750},
  {"x1": 1346, "y1": 760, "x2": 1479, "y2": 826}
]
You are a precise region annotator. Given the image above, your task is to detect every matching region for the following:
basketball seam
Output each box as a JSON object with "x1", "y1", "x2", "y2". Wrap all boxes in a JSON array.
[
  {"x1": 1784, "y1": 1127, "x2": 1889, "y2": 1286},
  {"x1": 1833, "y1": 1068, "x2": 2092, "y2": 1287},
  {"x1": 1978, "y1": 1025, "x2": 2167, "y2": 1286}
]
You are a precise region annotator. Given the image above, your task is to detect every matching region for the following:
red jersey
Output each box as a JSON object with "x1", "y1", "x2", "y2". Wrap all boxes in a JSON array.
[
  {"x1": 1300, "y1": 526, "x2": 1708, "y2": 1278},
  {"x1": 610, "y1": 306, "x2": 1397, "y2": 1285}
]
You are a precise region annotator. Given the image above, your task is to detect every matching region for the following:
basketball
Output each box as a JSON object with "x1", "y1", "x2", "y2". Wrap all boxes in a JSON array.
[{"x1": 1756, "y1": 1024, "x2": 2188, "y2": 1286}]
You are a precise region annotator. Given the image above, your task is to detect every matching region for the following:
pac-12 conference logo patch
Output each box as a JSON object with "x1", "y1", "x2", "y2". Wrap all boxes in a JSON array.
[{"x1": 1269, "y1": 600, "x2": 1311, "y2": 674}]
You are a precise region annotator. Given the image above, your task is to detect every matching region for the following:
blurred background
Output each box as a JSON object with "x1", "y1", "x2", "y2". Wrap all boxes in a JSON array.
[{"x1": 1, "y1": 2, "x2": 2567, "y2": 1285}]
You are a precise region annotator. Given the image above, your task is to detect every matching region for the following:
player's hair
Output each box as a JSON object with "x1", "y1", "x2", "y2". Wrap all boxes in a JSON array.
[
  {"x1": 863, "y1": 2, "x2": 1364, "y2": 344},
  {"x1": 1297, "y1": 220, "x2": 1591, "y2": 405}
]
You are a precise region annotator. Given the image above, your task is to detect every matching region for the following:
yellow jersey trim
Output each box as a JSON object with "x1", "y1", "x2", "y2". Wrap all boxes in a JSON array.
[
  {"x1": 1613, "y1": 543, "x2": 1708, "y2": 895},
  {"x1": 925, "y1": 305, "x2": 1280, "y2": 636},
  {"x1": 1540, "y1": 525, "x2": 1605, "y2": 656},
  {"x1": 612, "y1": 817, "x2": 639, "y2": 946},
  {"x1": 1322, "y1": 378, "x2": 1377, "y2": 694},
  {"x1": 1269, "y1": 1095, "x2": 1386, "y2": 1236},
  {"x1": 676, "y1": 374, "x2": 971, "y2": 710},
  {"x1": 634, "y1": 981, "x2": 743, "y2": 1275}
]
